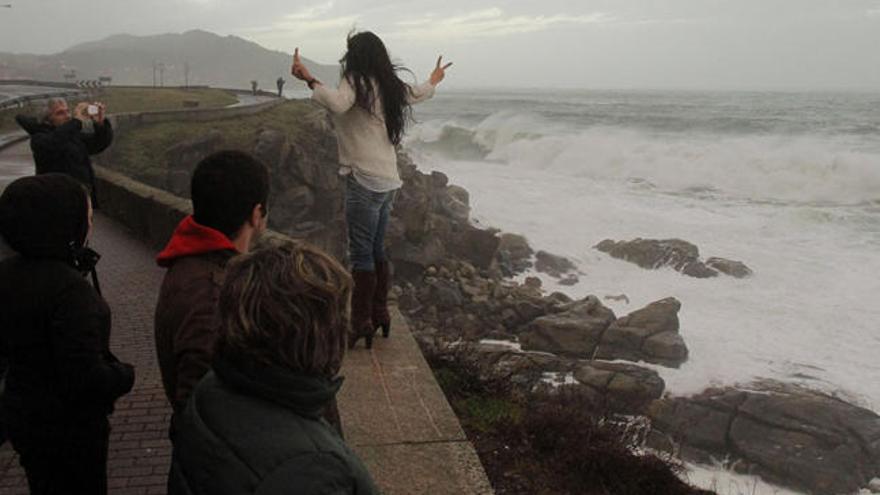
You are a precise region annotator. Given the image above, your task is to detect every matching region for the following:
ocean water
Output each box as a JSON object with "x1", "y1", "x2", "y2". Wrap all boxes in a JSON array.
[
  {"x1": 406, "y1": 90, "x2": 879, "y2": 403},
  {"x1": 405, "y1": 88, "x2": 880, "y2": 493}
]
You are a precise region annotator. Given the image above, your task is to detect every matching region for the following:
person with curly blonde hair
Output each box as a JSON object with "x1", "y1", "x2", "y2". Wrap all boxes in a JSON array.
[{"x1": 167, "y1": 240, "x2": 378, "y2": 495}]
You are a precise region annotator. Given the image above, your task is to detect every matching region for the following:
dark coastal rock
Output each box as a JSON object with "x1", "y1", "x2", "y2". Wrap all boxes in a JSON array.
[
  {"x1": 595, "y1": 238, "x2": 716, "y2": 277},
  {"x1": 521, "y1": 296, "x2": 689, "y2": 368},
  {"x1": 285, "y1": 144, "x2": 342, "y2": 191},
  {"x1": 574, "y1": 361, "x2": 666, "y2": 413},
  {"x1": 523, "y1": 276, "x2": 542, "y2": 291},
  {"x1": 600, "y1": 297, "x2": 687, "y2": 367},
  {"x1": 705, "y1": 257, "x2": 753, "y2": 278},
  {"x1": 437, "y1": 342, "x2": 665, "y2": 415},
  {"x1": 269, "y1": 185, "x2": 315, "y2": 227},
  {"x1": 649, "y1": 382, "x2": 880, "y2": 494},
  {"x1": 519, "y1": 311, "x2": 607, "y2": 357},
  {"x1": 164, "y1": 130, "x2": 225, "y2": 197},
  {"x1": 423, "y1": 278, "x2": 465, "y2": 310},
  {"x1": 613, "y1": 297, "x2": 680, "y2": 334},
  {"x1": 519, "y1": 296, "x2": 616, "y2": 358},
  {"x1": 252, "y1": 129, "x2": 289, "y2": 173},
  {"x1": 430, "y1": 170, "x2": 449, "y2": 188},
  {"x1": 439, "y1": 185, "x2": 471, "y2": 223},
  {"x1": 392, "y1": 237, "x2": 447, "y2": 281},
  {"x1": 496, "y1": 233, "x2": 534, "y2": 276},
  {"x1": 595, "y1": 238, "x2": 753, "y2": 279},
  {"x1": 535, "y1": 250, "x2": 578, "y2": 278}
]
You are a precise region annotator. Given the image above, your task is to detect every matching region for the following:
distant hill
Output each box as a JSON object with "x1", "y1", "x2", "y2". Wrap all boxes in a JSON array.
[{"x1": 0, "y1": 30, "x2": 338, "y2": 90}]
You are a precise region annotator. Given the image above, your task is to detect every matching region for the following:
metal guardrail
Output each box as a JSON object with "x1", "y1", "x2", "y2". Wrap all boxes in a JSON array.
[
  {"x1": 0, "y1": 90, "x2": 85, "y2": 111},
  {"x1": 0, "y1": 80, "x2": 78, "y2": 89}
]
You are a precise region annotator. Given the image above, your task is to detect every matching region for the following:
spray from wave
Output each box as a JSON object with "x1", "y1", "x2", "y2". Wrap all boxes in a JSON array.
[{"x1": 407, "y1": 111, "x2": 880, "y2": 206}]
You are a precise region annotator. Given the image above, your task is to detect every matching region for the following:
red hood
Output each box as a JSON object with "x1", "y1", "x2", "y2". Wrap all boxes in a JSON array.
[{"x1": 156, "y1": 215, "x2": 238, "y2": 267}]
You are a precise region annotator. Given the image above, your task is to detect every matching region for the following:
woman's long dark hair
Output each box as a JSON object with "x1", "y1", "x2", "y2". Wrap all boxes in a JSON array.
[{"x1": 340, "y1": 31, "x2": 413, "y2": 146}]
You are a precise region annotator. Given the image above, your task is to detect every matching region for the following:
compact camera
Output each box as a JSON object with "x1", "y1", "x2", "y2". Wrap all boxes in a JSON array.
[{"x1": 87, "y1": 104, "x2": 99, "y2": 116}]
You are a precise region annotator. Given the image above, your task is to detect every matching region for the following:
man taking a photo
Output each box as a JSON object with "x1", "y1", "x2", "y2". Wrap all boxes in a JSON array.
[{"x1": 16, "y1": 98, "x2": 113, "y2": 207}]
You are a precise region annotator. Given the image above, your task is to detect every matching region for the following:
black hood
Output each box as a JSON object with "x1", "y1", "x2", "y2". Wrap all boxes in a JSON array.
[
  {"x1": 213, "y1": 349, "x2": 343, "y2": 419},
  {"x1": 0, "y1": 174, "x2": 90, "y2": 262}
]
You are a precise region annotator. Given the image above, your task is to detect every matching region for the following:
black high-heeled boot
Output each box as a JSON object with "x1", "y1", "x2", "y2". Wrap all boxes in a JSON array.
[
  {"x1": 349, "y1": 270, "x2": 377, "y2": 349},
  {"x1": 373, "y1": 261, "x2": 391, "y2": 338}
]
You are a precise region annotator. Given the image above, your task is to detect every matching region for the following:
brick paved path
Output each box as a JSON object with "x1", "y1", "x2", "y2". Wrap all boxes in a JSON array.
[{"x1": 1, "y1": 142, "x2": 173, "y2": 494}]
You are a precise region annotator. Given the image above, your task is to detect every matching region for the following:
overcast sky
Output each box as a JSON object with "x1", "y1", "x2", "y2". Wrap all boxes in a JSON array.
[{"x1": 2, "y1": 0, "x2": 880, "y2": 90}]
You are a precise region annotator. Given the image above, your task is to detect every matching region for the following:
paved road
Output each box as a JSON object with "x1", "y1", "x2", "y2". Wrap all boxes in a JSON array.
[
  {"x1": 228, "y1": 93, "x2": 278, "y2": 107},
  {"x1": 0, "y1": 142, "x2": 31, "y2": 190},
  {"x1": 0, "y1": 142, "x2": 172, "y2": 495}
]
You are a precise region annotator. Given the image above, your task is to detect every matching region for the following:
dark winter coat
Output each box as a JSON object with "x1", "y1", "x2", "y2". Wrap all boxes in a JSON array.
[
  {"x1": 168, "y1": 352, "x2": 379, "y2": 495},
  {"x1": 0, "y1": 174, "x2": 134, "y2": 427},
  {"x1": 15, "y1": 115, "x2": 113, "y2": 207},
  {"x1": 0, "y1": 173, "x2": 134, "y2": 493},
  {"x1": 155, "y1": 215, "x2": 238, "y2": 412},
  {"x1": 0, "y1": 256, "x2": 135, "y2": 425}
]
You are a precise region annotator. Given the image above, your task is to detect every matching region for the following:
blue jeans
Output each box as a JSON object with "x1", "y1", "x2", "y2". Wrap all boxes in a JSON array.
[{"x1": 345, "y1": 175, "x2": 396, "y2": 272}]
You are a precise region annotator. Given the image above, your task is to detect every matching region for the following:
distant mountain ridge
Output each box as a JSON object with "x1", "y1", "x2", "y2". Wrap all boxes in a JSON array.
[{"x1": 0, "y1": 30, "x2": 338, "y2": 90}]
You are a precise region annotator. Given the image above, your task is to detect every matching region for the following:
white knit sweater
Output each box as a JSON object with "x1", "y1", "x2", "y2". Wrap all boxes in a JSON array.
[{"x1": 312, "y1": 77, "x2": 435, "y2": 191}]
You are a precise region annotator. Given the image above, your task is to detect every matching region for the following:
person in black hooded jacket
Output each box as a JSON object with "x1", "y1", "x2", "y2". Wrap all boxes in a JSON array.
[
  {"x1": 15, "y1": 98, "x2": 113, "y2": 207},
  {"x1": 0, "y1": 173, "x2": 135, "y2": 495}
]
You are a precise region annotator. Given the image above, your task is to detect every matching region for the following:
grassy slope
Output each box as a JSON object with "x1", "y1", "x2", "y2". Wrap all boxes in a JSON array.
[
  {"x1": 107, "y1": 99, "x2": 314, "y2": 185},
  {"x1": 0, "y1": 87, "x2": 239, "y2": 133}
]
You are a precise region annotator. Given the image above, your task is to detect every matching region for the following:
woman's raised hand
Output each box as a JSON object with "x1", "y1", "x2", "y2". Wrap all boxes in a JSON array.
[
  {"x1": 291, "y1": 48, "x2": 311, "y2": 81},
  {"x1": 430, "y1": 56, "x2": 453, "y2": 86}
]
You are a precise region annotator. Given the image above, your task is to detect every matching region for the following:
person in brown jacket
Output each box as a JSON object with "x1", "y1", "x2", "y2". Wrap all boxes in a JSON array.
[{"x1": 154, "y1": 151, "x2": 270, "y2": 414}]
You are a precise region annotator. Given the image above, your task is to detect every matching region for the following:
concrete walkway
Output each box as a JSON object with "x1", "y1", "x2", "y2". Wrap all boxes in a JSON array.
[{"x1": 340, "y1": 313, "x2": 492, "y2": 494}]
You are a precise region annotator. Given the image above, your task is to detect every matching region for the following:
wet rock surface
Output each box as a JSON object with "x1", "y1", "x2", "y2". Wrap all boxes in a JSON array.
[
  {"x1": 595, "y1": 238, "x2": 752, "y2": 279},
  {"x1": 649, "y1": 382, "x2": 880, "y2": 494},
  {"x1": 520, "y1": 296, "x2": 689, "y2": 368}
]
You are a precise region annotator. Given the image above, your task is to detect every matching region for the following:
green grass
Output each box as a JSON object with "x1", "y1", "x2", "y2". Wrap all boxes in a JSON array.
[
  {"x1": 80, "y1": 87, "x2": 238, "y2": 114},
  {"x1": 1, "y1": 87, "x2": 239, "y2": 134},
  {"x1": 107, "y1": 100, "x2": 317, "y2": 185},
  {"x1": 457, "y1": 396, "x2": 522, "y2": 433},
  {"x1": 433, "y1": 366, "x2": 522, "y2": 432}
]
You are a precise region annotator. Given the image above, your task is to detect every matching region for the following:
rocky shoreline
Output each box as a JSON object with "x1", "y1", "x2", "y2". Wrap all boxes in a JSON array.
[{"x1": 103, "y1": 104, "x2": 880, "y2": 494}]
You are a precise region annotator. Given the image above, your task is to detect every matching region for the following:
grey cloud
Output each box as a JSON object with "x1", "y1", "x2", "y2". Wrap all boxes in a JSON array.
[{"x1": 1, "y1": 0, "x2": 878, "y2": 89}]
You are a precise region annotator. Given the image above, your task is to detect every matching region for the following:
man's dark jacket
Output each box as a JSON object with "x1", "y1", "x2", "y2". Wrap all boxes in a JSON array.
[
  {"x1": 155, "y1": 215, "x2": 237, "y2": 413},
  {"x1": 168, "y1": 352, "x2": 379, "y2": 495},
  {"x1": 15, "y1": 115, "x2": 113, "y2": 206}
]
